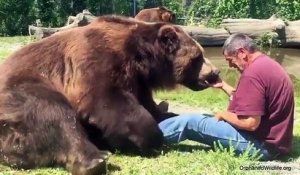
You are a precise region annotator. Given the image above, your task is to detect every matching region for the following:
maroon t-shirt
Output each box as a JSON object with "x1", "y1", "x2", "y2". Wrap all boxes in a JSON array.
[{"x1": 228, "y1": 54, "x2": 294, "y2": 154}]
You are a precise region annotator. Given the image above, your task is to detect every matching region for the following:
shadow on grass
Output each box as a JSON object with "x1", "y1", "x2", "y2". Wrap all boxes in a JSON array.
[
  {"x1": 111, "y1": 142, "x2": 211, "y2": 159},
  {"x1": 162, "y1": 143, "x2": 212, "y2": 153},
  {"x1": 112, "y1": 148, "x2": 164, "y2": 158},
  {"x1": 107, "y1": 163, "x2": 121, "y2": 173},
  {"x1": 280, "y1": 135, "x2": 300, "y2": 162},
  {"x1": 161, "y1": 135, "x2": 300, "y2": 163}
]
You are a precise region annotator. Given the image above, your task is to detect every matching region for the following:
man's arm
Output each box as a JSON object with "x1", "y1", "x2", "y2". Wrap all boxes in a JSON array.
[
  {"x1": 220, "y1": 81, "x2": 236, "y2": 97},
  {"x1": 215, "y1": 111, "x2": 261, "y2": 131}
]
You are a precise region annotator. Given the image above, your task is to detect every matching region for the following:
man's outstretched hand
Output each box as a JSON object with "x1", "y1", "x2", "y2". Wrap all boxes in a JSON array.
[
  {"x1": 207, "y1": 78, "x2": 236, "y2": 97},
  {"x1": 208, "y1": 77, "x2": 224, "y2": 89}
]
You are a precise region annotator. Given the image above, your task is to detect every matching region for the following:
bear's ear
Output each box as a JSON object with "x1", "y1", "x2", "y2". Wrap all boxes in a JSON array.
[
  {"x1": 158, "y1": 25, "x2": 180, "y2": 54},
  {"x1": 170, "y1": 13, "x2": 176, "y2": 23}
]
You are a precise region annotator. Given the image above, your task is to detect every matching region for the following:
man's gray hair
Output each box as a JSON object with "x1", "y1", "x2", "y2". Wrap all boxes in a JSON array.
[{"x1": 222, "y1": 33, "x2": 257, "y2": 55}]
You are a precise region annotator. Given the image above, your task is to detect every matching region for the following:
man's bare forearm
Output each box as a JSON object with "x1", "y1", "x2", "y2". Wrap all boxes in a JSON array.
[
  {"x1": 215, "y1": 111, "x2": 260, "y2": 131},
  {"x1": 221, "y1": 81, "x2": 236, "y2": 96}
]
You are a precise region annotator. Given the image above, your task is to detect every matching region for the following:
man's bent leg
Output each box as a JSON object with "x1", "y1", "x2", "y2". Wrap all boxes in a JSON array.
[{"x1": 159, "y1": 113, "x2": 272, "y2": 160}]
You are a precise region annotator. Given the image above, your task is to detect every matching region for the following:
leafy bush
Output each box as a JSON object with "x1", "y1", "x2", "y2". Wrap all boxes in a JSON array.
[{"x1": 255, "y1": 32, "x2": 281, "y2": 48}]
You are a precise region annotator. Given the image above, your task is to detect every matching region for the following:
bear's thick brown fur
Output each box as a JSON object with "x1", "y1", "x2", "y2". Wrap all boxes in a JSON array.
[
  {"x1": 0, "y1": 16, "x2": 219, "y2": 174},
  {"x1": 135, "y1": 6, "x2": 176, "y2": 23}
]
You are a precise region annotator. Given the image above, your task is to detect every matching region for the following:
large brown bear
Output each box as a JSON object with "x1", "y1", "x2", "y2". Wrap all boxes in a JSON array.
[
  {"x1": 135, "y1": 6, "x2": 176, "y2": 23},
  {"x1": 0, "y1": 16, "x2": 219, "y2": 174}
]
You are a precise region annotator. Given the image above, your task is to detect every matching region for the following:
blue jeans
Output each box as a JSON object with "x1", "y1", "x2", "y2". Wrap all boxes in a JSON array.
[{"x1": 159, "y1": 113, "x2": 274, "y2": 160}]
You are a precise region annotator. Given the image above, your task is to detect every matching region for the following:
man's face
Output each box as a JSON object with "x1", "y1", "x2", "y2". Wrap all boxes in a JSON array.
[{"x1": 223, "y1": 48, "x2": 246, "y2": 73}]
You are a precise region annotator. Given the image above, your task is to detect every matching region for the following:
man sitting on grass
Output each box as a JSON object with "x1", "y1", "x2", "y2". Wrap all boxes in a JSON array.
[{"x1": 158, "y1": 33, "x2": 294, "y2": 160}]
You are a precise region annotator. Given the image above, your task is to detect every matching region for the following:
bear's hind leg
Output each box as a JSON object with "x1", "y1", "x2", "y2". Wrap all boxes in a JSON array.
[{"x1": 0, "y1": 83, "x2": 110, "y2": 174}]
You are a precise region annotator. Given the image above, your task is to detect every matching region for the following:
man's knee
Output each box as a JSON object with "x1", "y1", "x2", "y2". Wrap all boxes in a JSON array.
[
  {"x1": 159, "y1": 113, "x2": 211, "y2": 133},
  {"x1": 173, "y1": 114, "x2": 210, "y2": 130},
  {"x1": 180, "y1": 113, "x2": 211, "y2": 123}
]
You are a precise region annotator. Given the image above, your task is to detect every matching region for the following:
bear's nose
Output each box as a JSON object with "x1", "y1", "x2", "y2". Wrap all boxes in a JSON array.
[
  {"x1": 206, "y1": 69, "x2": 220, "y2": 84},
  {"x1": 212, "y1": 69, "x2": 220, "y2": 76}
]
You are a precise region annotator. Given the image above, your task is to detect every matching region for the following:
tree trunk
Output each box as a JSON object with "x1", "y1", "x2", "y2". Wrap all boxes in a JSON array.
[
  {"x1": 221, "y1": 15, "x2": 285, "y2": 38},
  {"x1": 29, "y1": 10, "x2": 96, "y2": 40},
  {"x1": 29, "y1": 22, "x2": 79, "y2": 39},
  {"x1": 279, "y1": 20, "x2": 300, "y2": 48},
  {"x1": 180, "y1": 25, "x2": 230, "y2": 46}
]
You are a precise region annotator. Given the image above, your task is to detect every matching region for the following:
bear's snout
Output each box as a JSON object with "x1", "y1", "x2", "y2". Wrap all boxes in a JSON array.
[{"x1": 206, "y1": 69, "x2": 220, "y2": 84}]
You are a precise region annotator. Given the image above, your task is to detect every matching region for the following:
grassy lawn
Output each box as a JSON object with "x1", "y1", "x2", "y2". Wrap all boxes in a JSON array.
[
  {"x1": 0, "y1": 36, "x2": 34, "y2": 59},
  {"x1": 0, "y1": 37, "x2": 299, "y2": 175}
]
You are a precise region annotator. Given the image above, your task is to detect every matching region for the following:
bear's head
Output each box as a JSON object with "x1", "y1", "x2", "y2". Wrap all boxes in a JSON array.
[
  {"x1": 123, "y1": 21, "x2": 219, "y2": 91},
  {"x1": 163, "y1": 25, "x2": 220, "y2": 91},
  {"x1": 157, "y1": 6, "x2": 176, "y2": 23},
  {"x1": 88, "y1": 16, "x2": 219, "y2": 91}
]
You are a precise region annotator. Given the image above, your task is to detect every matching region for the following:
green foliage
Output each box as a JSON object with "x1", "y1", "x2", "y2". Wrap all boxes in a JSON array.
[
  {"x1": 112, "y1": 0, "x2": 133, "y2": 16},
  {"x1": 177, "y1": 0, "x2": 300, "y2": 27},
  {"x1": 255, "y1": 32, "x2": 281, "y2": 49},
  {"x1": 213, "y1": 141, "x2": 262, "y2": 161},
  {"x1": 86, "y1": 0, "x2": 132, "y2": 16},
  {"x1": 56, "y1": 0, "x2": 74, "y2": 25},
  {"x1": 144, "y1": 0, "x2": 162, "y2": 8},
  {"x1": 215, "y1": 0, "x2": 250, "y2": 19},
  {"x1": 0, "y1": 0, "x2": 35, "y2": 36},
  {"x1": 275, "y1": 0, "x2": 300, "y2": 20},
  {"x1": 2, "y1": 0, "x2": 300, "y2": 35},
  {"x1": 32, "y1": 0, "x2": 86, "y2": 27},
  {"x1": 86, "y1": 0, "x2": 112, "y2": 15},
  {"x1": 34, "y1": 0, "x2": 58, "y2": 27},
  {"x1": 162, "y1": 0, "x2": 185, "y2": 19}
]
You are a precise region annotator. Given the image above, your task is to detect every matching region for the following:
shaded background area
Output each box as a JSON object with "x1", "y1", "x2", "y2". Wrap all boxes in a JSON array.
[{"x1": 1, "y1": 0, "x2": 300, "y2": 36}]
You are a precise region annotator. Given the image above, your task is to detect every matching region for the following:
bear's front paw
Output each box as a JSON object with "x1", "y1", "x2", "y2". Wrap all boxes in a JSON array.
[
  {"x1": 158, "y1": 112, "x2": 178, "y2": 122},
  {"x1": 85, "y1": 158, "x2": 107, "y2": 175},
  {"x1": 157, "y1": 101, "x2": 169, "y2": 113},
  {"x1": 98, "y1": 150, "x2": 111, "y2": 160},
  {"x1": 72, "y1": 158, "x2": 107, "y2": 175}
]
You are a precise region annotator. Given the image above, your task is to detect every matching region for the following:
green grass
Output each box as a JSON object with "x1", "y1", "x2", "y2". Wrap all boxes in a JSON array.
[
  {"x1": 0, "y1": 36, "x2": 299, "y2": 175},
  {"x1": 0, "y1": 36, "x2": 35, "y2": 60},
  {"x1": 0, "y1": 145, "x2": 265, "y2": 175},
  {"x1": 156, "y1": 87, "x2": 228, "y2": 113},
  {"x1": 108, "y1": 145, "x2": 258, "y2": 175}
]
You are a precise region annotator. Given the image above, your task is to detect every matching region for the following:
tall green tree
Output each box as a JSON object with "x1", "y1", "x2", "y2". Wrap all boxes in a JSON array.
[
  {"x1": 34, "y1": 0, "x2": 58, "y2": 26},
  {"x1": 73, "y1": 0, "x2": 86, "y2": 14},
  {"x1": 0, "y1": 0, "x2": 35, "y2": 36},
  {"x1": 113, "y1": 0, "x2": 132, "y2": 16},
  {"x1": 56, "y1": 0, "x2": 73, "y2": 25},
  {"x1": 144, "y1": 0, "x2": 162, "y2": 8},
  {"x1": 86, "y1": 0, "x2": 113, "y2": 15}
]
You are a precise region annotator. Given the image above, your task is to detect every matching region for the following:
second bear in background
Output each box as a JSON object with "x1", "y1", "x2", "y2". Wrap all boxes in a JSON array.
[{"x1": 135, "y1": 6, "x2": 176, "y2": 23}]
